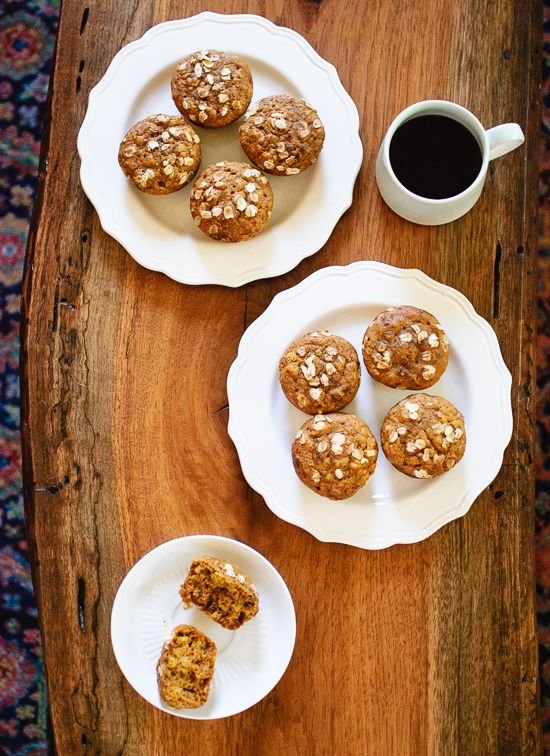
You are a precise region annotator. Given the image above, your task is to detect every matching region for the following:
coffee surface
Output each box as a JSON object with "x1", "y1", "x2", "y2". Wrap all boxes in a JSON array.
[{"x1": 389, "y1": 115, "x2": 483, "y2": 199}]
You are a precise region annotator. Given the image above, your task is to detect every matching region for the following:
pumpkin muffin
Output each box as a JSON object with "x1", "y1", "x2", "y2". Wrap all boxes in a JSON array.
[
  {"x1": 180, "y1": 556, "x2": 259, "y2": 630},
  {"x1": 362, "y1": 305, "x2": 449, "y2": 389},
  {"x1": 239, "y1": 94, "x2": 325, "y2": 175},
  {"x1": 381, "y1": 394, "x2": 466, "y2": 479},
  {"x1": 292, "y1": 413, "x2": 378, "y2": 500},
  {"x1": 190, "y1": 161, "x2": 273, "y2": 242},
  {"x1": 118, "y1": 114, "x2": 201, "y2": 194},
  {"x1": 157, "y1": 624, "x2": 216, "y2": 709},
  {"x1": 171, "y1": 50, "x2": 252, "y2": 128},
  {"x1": 279, "y1": 330, "x2": 361, "y2": 414}
]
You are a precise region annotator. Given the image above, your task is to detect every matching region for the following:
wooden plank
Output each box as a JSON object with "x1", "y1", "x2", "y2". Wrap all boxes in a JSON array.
[{"x1": 20, "y1": 0, "x2": 540, "y2": 752}]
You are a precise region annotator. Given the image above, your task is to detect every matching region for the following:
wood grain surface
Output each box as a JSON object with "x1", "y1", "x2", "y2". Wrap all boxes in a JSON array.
[{"x1": 21, "y1": 1, "x2": 541, "y2": 753}]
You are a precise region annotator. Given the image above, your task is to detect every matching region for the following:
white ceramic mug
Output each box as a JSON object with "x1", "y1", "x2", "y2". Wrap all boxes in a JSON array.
[{"x1": 375, "y1": 100, "x2": 525, "y2": 225}]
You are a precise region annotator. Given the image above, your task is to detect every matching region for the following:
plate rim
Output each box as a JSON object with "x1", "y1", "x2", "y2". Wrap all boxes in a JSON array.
[
  {"x1": 77, "y1": 11, "x2": 363, "y2": 287},
  {"x1": 110, "y1": 534, "x2": 297, "y2": 719},
  {"x1": 226, "y1": 260, "x2": 513, "y2": 549}
]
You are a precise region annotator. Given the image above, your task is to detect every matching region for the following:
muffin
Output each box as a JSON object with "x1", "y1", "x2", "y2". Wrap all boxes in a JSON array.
[
  {"x1": 118, "y1": 114, "x2": 201, "y2": 194},
  {"x1": 292, "y1": 413, "x2": 378, "y2": 500},
  {"x1": 240, "y1": 94, "x2": 325, "y2": 175},
  {"x1": 157, "y1": 624, "x2": 216, "y2": 709},
  {"x1": 362, "y1": 305, "x2": 449, "y2": 389},
  {"x1": 279, "y1": 331, "x2": 361, "y2": 414},
  {"x1": 381, "y1": 394, "x2": 466, "y2": 479},
  {"x1": 171, "y1": 50, "x2": 252, "y2": 128},
  {"x1": 180, "y1": 556, "x2": 259, "y2": 630},
  {"x1": 190, "y1": 161, "x2": 273, "y2": 242}
]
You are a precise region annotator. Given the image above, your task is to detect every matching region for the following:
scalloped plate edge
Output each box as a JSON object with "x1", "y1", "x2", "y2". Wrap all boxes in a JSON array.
[
  {"x1": 227, "y1": 261, "x2": 513, "y2": 549},
  {"x1": 77, "y1": 13, "x2": 363, "y2": 287}
]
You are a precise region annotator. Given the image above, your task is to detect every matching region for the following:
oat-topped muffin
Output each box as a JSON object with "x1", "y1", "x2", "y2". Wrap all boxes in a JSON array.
[
  {"x1": 381, "y1": 394, "x2": 466, "y2": 479},
  {"x1": 292, "y1": 413, "x2": 378, "y2": 499},
  {"x1": 157, "y1": 625, "x2": 216, "y2": 709},
  {"x1": 171, "y1": 50, "x2": 252, "y2": 128},
  {"x1": 180, "y1": 556, "x2": 259, "y2": 630},
  {"x1": 118, "y1": 114, "x2": 201, "y2": 194},
  {"x1": 279, "y1": 331, "x2": 361, "y2": 414},
  {"x1": 240, "y1": 94, "x2": 325, "y2": 175},
  {"x1": 190, "y1": 161, "x2": 273, "y2": 242},
  {"x1": 362, "y1": 305, "x2": 449, "y2": 389}
]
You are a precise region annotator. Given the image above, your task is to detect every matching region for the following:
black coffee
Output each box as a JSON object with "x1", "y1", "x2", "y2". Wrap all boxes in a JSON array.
[{"x1": 389, "y1": 115, "x2": 483, "y2": 199}]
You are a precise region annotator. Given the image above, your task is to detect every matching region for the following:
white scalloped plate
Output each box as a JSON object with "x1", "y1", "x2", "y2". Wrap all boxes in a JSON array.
[
  {"x1": 77, "y1": 13, "x2": 362, "y2": 287},
  {"x1": 227, "y1": 262, "x2": 513, "y2": 549},
  {"x1": 111, "y1": 536, "x2": 296, "y2": 719}
]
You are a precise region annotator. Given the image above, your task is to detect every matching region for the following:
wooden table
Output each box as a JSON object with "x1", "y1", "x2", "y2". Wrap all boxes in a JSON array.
[{"x1": 21, "y1": 1, "x2": 541, "y2": 753}]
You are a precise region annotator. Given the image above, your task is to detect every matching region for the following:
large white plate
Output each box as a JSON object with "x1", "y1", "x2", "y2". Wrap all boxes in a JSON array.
[
  {"x1": 111, "y1": 535, "x2": 296, "y2": 719},
  {"x1": 77, "y1": 12, "x2": 362, "y2": 287},
  {"x1": 227, "y1": 261, "x2": 513, "y2": 549}
]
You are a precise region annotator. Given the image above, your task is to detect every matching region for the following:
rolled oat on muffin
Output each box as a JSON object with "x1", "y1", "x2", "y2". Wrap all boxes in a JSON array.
[
  {"x1": 292, "y1": 413, "x2": 378, "y2": 499},
  {"x1": 180, "y1": 556, "x2": 259, "y2": 630},
  {"x1": 157, "y1": 624, "x2": 216, "y2": 709},
  {"x1": 171, "y1": 50, "x2": 252, "y2": 128},
  {"x1": 118, "y1": 114, "x2": 201, "y2": 194},
  {"x1": 363, "y1": 305, "x2": 449, "y2": 389},
  {"x1": 279, "y1": 330, "x2": 361, "y2": 414},
  {"x1": 190, "y1": 161, "x2": 273, "y2": 242},
  {"x1": 381, "y1": 393, "x2": 466, "y2": 478},
  {"x1": 240, "y1": 94, "x2": 324, "y2": 175}
]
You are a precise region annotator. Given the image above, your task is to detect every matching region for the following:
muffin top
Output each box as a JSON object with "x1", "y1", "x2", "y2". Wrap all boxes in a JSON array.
[
  {"x1": 190, "y1": 161, "x2": 273, "y2": 242},
  {"x1": 118, "y1": 114, "x2": 201, "y2": 194},
  {"x1": 292, "y1": 413, "x2": 378, "y2": 500},
  {"x1": 362, "y1": 305, "x2": 449, "y2": 389},
  {"x1": 381, "y1": 393, "x2": 466, "y2": 478},
  {"x1": 171, "y1": 49, "x2": 252, "y2": 128},
  {"x1": 279, "y1": 330, "x2": 360, "y2": 414},
  {"x1": 240, "y1": 94, "x2": 325, "y2": 175}
]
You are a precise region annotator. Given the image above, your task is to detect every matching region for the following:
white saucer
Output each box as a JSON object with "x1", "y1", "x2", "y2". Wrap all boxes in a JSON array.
[{"x1": 111, "y1": 535, "x2": 296, "y2": 718}]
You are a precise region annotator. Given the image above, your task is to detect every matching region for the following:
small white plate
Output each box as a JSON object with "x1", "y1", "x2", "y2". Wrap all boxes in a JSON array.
[
  {"x1": 77, "y1": 12, "x2": 362, "y2": 287},
  {"x1": 227, "y1": 261, "x2": 513, "y2": 549},
  {"x1": 111, "y1": 535, "x2": 296, "y2": 719}
]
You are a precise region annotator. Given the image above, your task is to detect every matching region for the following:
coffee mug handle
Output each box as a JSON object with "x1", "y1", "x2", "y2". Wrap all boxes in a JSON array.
[{"x1": 486, "y1": 123, "x2": 525, "y2": 160}]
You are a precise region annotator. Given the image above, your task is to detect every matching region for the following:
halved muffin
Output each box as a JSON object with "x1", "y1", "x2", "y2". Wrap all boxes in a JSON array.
[
  {"x1": 180, "y1": 556, "x2": 259, "y2": 630},
  {"x1": 157, "y1": 624, "x2": 216, "y2": 709}
]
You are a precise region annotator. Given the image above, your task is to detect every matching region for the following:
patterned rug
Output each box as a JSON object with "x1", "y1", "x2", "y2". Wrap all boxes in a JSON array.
[
  {"x1": 0, "y1": 2, "x2": 550, "y2": 753},
  {"x1": 0, "y1": 1, "x2": 58, "y2": 753}
]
